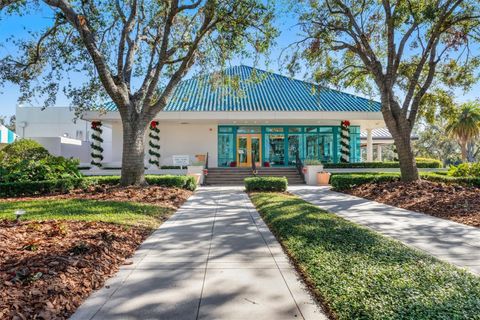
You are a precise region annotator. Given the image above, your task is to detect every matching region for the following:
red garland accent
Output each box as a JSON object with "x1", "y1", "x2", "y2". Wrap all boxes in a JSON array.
[
  {"x1": 203, "y1": 169, "x2": 208, "y2": 176},
  {"x1": 91, "y1": 121, "x2": 102, "y2": 129},
  {"x1": 302, "y1": 167, "x2": 308, "y2": 174},
  {"x1": 342, "y1": 120, "x2": 351, "y2": 127},
  {"x1": 150, "y1": 121, "x2": 159, "y2": 129}
]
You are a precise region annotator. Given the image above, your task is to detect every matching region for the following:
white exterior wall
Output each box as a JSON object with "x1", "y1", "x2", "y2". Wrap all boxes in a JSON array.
[
  {"x1": 15, "y1": 106, "x2": 113, "y2": 162},
  {"x1": 110, "y1": 122, "x2": 218, "y2": 167},
  {"x1": 29, "y1": 137, "x2": 91, "y2": 163}
]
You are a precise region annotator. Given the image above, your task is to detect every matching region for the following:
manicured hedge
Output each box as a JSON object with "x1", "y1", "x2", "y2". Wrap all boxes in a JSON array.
[
  {"x1": 0, "y1": 175, "x2": 197, "y2": 198},
  {"x1": 421, "y1": 172, "x2": 480, "y2": 187},
  {"x1": 331, "y1": 172, "x2": 480, "y2": 190},
  {"x1": 85, "y1": 175, "x2": 197, "y2": 191},
  {"x1": 244, "y1": 176, "x2": 288, "y2": 192},
  {"x1": 330, "y1": 173, "x2": 400, "y2": 190},
  {"x1": 324, "y1": 158, "x2": 442, "y2": 169},
  {"x1": 0, "y1": 178, "x2": 87, "y2": 197}
]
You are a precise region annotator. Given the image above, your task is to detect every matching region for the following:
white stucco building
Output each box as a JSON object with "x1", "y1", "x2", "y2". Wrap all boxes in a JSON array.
[
  {"x1": 15, "y1": 106, "x2": 112, "y2": 163},
  {"x1": 82, "y1": 66, "x2": 385, "y2": 168}
]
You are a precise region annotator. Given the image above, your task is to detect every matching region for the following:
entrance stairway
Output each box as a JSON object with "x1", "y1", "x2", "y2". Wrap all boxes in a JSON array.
[{"x1": 205, "y1": 167, "x2": 305, "y2": 185}]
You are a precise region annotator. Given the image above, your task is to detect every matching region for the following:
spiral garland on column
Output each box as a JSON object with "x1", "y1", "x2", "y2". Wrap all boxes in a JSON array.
[
  {"x1": 340, "y1": 120, "x2": 351, "y2": 163},
  {"x1": 90, "y1": 121, "x2": 104, "y2": 168},
  {"x1": 148, "y1": 121, "x2": 161, "y2": 167}
]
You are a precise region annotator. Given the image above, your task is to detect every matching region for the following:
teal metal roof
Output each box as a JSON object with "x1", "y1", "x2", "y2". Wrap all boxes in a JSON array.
[{"x1": 102, "y1": 65, "x2": 381, "y2": 112}]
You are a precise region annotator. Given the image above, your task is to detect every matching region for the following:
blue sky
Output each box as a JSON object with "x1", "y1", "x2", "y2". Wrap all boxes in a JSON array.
[{"x1": 0, "y1": 3, "x2": 479, "y2": 118}]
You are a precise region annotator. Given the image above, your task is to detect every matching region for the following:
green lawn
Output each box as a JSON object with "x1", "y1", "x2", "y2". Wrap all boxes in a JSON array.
[
  {"x1": 0, "y1": 199, "x2": 173, "y2": 229},
  {"x1": 250, "y1": 192, "x2": 480, "y2": 320}
]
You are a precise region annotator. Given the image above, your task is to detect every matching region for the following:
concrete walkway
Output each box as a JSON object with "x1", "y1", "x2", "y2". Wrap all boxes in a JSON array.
[
  {"x1": 72, "y1": 187, "x2": 327, "y2": 320},
  {"x1": 290, "y1": 186, "x2": 480, "y2": 275}
]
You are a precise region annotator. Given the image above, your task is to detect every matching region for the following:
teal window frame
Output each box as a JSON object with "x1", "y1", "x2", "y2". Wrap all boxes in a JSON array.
[{"x1": 217, "y1": 125, "x2": 360, "y2": 167}]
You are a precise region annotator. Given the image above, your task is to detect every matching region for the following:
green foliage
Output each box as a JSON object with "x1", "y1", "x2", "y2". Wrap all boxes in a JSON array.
[
  {"x1": 0, "y1": 139, "x2": 49, "y2": 163},
  {"x1": 250, "y1": 193, "x2": 480, "y2": 320},
  {"x1": 244, "y1": 177, "x2": 288, "y2": 192},
  {"x1": 330, "y1": 173, "x2": 401, "y2": 191},
  {"x1": 324, "y1": 158, "x2": 442, "y2": 169},
  {"x1": 330, "y1": 172, "x2": 480, "y2": 190},
  {"x1": 304, "y1": 159, "x2": 322, "y2": 165},
  {"x1": 85, "y1": 175, "x2": 197, "y2": 191},
  {"x1": 448, "y1": 163, "x2": 480, "y2": 177},
  {"x1": 0, "y1": 199, "x2": 172, "y2": 229},
  {"x1": 0, "y1": 178, "x2": 87, "y2": 197},
  {"x1": 445, "y1": 101, "x2": 480, "y2": 161},
  {"x1": 0, "y1": 139, "x2": 81, "y2": 183}
]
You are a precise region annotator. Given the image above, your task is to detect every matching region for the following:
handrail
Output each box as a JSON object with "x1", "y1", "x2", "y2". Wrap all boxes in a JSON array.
[
  {"x1": 251, "y1": 150, "x2": 257, "y2": 176},
  {"x1": 295, "y1": 149, "x2": 305, "y2": 182},
  {"x1": 202, "y1": 152, "x2": 209, "y2": 186}
]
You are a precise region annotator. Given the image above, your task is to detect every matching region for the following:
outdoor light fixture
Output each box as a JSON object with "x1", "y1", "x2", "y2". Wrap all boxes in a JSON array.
[{"x1": 15, "y1": 209, "x2": 26, "y2": 222}]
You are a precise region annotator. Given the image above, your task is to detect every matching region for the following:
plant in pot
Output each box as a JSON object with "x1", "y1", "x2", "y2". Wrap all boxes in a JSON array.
[
  {"x1": 303, "y1": 159, "x2": 326, "y2": 185},
  {"x1": 263, "y1": 161, "x2": 270, "y2": 167},
  {"x1": 230, "y1": 161, "x2": 237, "y2": 167}
]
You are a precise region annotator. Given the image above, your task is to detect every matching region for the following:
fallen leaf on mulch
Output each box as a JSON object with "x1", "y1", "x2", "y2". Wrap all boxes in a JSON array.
[
  {"x1": 2, "y1": 185, "x2": 192, "y2": 209},
  {"x1": 0, "y1": 220, "x2": 151, "y2": 320},
  {"x1": 345, "y1": 180, "x2": 480, "y2": 228}
]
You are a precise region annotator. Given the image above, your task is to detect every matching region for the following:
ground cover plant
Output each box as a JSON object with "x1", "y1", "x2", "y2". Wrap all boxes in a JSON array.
[
  {"x1": 0, "y1": 187, "x2": 192, "y2": 319},
  {"x1": 250, "y1": 192, "x2": 480, "y2": 320}
]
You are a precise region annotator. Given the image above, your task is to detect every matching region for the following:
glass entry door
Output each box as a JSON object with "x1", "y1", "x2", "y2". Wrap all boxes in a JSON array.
[{"x1": 237, "y1": 134, "x2": 262, "y2": 167}]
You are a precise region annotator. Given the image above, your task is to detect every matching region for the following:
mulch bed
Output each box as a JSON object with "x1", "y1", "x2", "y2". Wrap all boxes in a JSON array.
[
  {"x1": 344, "y1": 180, "x2": 480, "y2": 228},
  {"x1": 2, "y1": 184, "x2": 193, "y2": 209},
  {"x1": 0, "y1": 185, "x2": 193, "y2": 319},
  {"x1": 0, "y1": 220, "x2": 149, "y2": 320}
]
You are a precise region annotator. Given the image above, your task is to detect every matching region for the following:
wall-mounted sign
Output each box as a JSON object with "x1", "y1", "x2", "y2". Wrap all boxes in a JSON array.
[{"x1": 173, "y1": 155, "x2": 190, "y2": 167}]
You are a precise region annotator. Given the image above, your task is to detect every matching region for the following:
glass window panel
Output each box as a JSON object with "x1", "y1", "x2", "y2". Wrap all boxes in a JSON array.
[
  {"x1": 305, "y1": 127, "x2": 317, "y2": 133},
  {"x1": 288, "y1": 134, "x2": 303, "y2": 165},
  {"x1": 237, "y1": 126, "x2": 260, "y2": 133},
  {"x1": 251, "y1": 137, "x2": 260, "y2": 163},
  {"x1": 319, "y1": 127, "x2": 333, "y2": 133},
  {"x1": 319, "y1": 133, "x2": 334, "y2": 163},
  {"x1": 238, "y1": 137, "x2": 248, "y2": 164},
  {"x1": 266, "y1": 127, "x2": 284, "y2": 133},
  {"x1": 218, "y1": 133, "x2": 234, "y2": 167},
  {"x1": 305, "y1": 134, "x2": 319, "y2": 160},
  {"x1": 264, "y1": 134, "x2": 285, "y2": 166},
  {"x1": 219, "y1": 127, "x2": 233, "y2": 133},
  {"x1": 289, "y1": 127, "x2": 302, "y2": 133}
]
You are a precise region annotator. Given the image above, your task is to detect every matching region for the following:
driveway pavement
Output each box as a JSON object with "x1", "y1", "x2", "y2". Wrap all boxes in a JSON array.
[
  {"x1": 71, "y1": 186, "x2": 327, "y2": 320},
  {"x1": 290, "y1": 186, "x2": 480, "y2": 275}
]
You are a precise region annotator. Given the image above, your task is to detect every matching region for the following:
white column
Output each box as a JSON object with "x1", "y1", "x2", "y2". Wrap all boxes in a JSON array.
[
  {"x1": 366, "y1": 128, "x2": 373, "y2": 162},
  {"x1": 376, "y1": 144, "x2": 383, "y2": 162}
]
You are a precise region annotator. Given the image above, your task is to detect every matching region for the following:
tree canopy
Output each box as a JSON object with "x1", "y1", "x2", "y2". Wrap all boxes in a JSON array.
[
  {"x1": 289, "y1": 0, "x2": 480, "y2": 180},
  {"x1": 0, "y1": 0, "x2": 277, "y2": 185}
]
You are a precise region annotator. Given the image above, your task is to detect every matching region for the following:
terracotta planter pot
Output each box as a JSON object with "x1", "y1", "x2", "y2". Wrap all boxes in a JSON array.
[{"x1": 316, "y1": 172, "x2": 331, "y2": 185}]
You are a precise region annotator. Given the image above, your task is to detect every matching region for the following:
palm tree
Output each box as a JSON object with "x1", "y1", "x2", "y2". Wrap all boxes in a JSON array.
[{"x1": 446, "y1": 102, "x2": 480, "y2": 162}]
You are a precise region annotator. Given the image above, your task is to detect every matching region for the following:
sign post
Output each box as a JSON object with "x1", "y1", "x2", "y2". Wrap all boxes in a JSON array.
[{"x1": 172, "y1": 155, "x2": 190, "y2": 169}]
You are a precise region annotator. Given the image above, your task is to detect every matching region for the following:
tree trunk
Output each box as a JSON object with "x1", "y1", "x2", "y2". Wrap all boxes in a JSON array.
[
  {"x1": 394, "y1": 134, "x2": 419, "y2": 182},
  {"x1": 460, "y1": 142, "x2": 468, "y2": 163},
  {"x1": 381, "y1": 101, "x2": 419, "y2": 182},
  {"x1": 120, "y1": 119, "x2": 148, "y2": 186}
]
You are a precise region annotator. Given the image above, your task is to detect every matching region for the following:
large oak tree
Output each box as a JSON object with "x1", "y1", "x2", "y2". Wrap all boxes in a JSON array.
[
  {"x1": 0, "y1": 0, "x2": 276, "y2": 185},
  {"x1": 290, "y1": 0, "x2": 480, "y2": 181}
]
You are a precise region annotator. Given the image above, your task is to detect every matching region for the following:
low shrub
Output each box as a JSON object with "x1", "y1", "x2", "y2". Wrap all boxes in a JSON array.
[
  {"x1": 330, "y1": 173, "x2": 400, "y2": 191},
  {"x1": 0, "y1": 178, "x2": 87, "y2": 197},
  {"x1": 85, "y1": 174, "x2": 197, "y2": 191},
  {"x1": 421, "y1": 172, "x2": 480, "y2": 187},
  {"x1": 330, "y1": 172, "x2": 480, "y2": 191},
  {"x1": 448, "y1": 162, "x2": 480, "y2": 177},
  {"x1": 0, "y1": 139, "x2": 81, "y2": 183},
  {"x1": 244, "y1": 177, "x2": 288, "y2": 192},
  {"x1": 324, "y1": 158, "x2": 442, "y2": 169}
]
